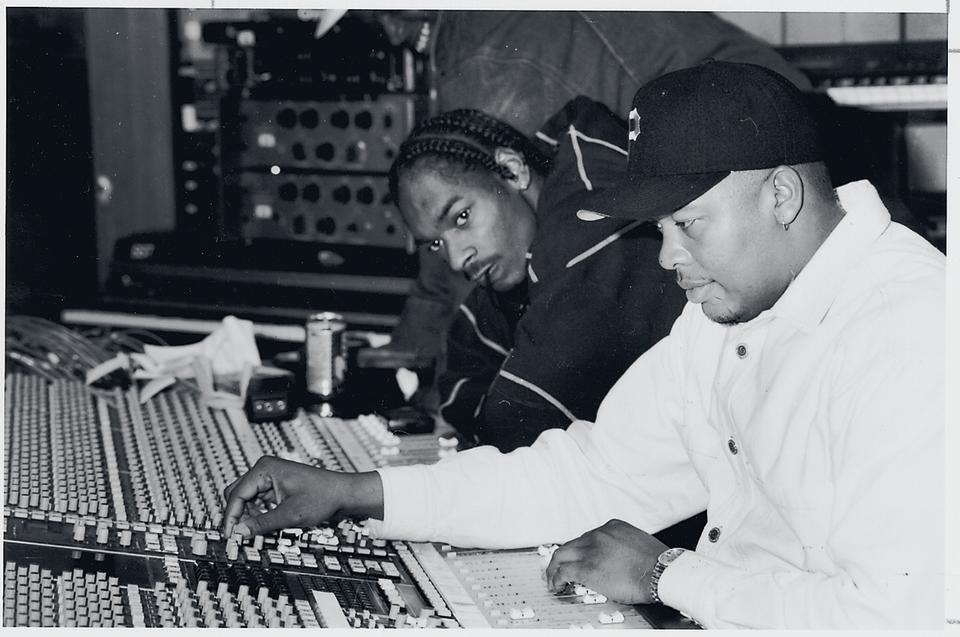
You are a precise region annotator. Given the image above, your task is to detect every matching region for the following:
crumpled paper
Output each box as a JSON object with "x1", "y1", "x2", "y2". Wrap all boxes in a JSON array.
[{"x1": 86, "y1": 315, "x2": 261, "y2": 406}]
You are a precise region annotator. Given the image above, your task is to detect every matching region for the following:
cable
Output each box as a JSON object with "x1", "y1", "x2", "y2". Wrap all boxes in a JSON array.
[
  {"x1": 113, "y1": 329, "x2": 169, "y2": 347},
  {"x1": 6, "y1": 315, "x2": 114, "y2": 382},
  {"x1": 6, "y1": 316, "x2": 190, "y2": 403}
]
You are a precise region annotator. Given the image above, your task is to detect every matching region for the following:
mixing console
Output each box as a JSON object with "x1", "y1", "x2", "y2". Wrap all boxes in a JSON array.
[{"x1": 3, "y1": 373, "x2": 692, "y2": 628}]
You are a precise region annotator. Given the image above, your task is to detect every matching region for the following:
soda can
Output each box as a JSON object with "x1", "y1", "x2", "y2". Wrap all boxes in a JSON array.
[{"x1": 306, "y1": 312, "x2": 347, "y2": 399}]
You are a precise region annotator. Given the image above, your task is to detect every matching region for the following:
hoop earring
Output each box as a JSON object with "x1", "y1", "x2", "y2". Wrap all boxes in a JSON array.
[{"x1": 782, "y1": 221, "x2": 790, "y2": 232}]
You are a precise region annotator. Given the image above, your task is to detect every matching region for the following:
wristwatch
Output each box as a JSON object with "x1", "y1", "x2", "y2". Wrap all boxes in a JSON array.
[{"x1": 649, "y1": 547, "x2": 687, "y2": 604}]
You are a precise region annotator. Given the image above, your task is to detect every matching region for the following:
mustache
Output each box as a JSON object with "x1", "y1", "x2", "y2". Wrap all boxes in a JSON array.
[
  {"x1": 676, "y1": 271, "x2": 711, "y2": 290},
  {"x1": 464, "y1": 262, "x2": 492, "y2": 282}
]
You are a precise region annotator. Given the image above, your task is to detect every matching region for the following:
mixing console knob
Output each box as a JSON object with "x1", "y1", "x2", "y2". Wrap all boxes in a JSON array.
[
  {"x1": 72, "y1": 522, "x2": 86, "y2": 542},
  {"x1": 192, "y1": 537, "x2": 208, "y2": 556},
  {"x1": 96, "y1": 525, "x2": 109, "y2": 545},
  {"x1": 598, "y1": 610, "x2": 625, "y2": 624},
  {"x1": 438, "y1": 436, "x2": 459, "y2": 449}
]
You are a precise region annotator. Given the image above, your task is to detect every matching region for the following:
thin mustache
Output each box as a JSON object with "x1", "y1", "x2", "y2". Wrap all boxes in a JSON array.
[
  {"x1": 466, "y1": 263, "x2": 491, "y2": 282},
  {"x1": 676, "y1": 272, "x2": 711, "y2": 289}
]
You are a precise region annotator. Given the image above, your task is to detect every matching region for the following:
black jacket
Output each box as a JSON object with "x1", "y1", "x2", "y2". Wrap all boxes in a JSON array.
[{"x1": 438, "y1": 97, "x2": 687, "y2": 452}]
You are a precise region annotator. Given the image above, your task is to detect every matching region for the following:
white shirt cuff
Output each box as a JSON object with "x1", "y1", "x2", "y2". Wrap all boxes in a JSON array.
[
  {"x1": 657, "y1": 549, "x2": 720, "y2": 627},
  {"x1": 366, "y1": 465, "x2": 432, "y2": 540}
]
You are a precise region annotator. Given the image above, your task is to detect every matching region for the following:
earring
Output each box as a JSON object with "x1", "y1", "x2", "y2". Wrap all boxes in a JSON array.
[{"x1": 782, "y1": 221, "x2": 790, "y2": 231}]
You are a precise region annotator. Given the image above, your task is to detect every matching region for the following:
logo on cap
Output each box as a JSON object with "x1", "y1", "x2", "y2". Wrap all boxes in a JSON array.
[{"x1": 628, "y1": 108, "x2": 641, "y2": 143}]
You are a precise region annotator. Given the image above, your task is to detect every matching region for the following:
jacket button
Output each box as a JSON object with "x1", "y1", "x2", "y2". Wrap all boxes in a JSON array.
[
  {"x1": 728, "y1": 438, "x2": 738, "y2": 455},
  {"x1": 708, "y1": 527, "x2": 722, "y2": 543},
  {"x1": 736, "y1": 344, "x2": 748, "y2": 358}
]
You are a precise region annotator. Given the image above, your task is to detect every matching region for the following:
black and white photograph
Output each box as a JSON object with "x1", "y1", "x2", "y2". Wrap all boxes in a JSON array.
[{"x1": 3, "y1": 3, "x2": 954, "y2": 630}]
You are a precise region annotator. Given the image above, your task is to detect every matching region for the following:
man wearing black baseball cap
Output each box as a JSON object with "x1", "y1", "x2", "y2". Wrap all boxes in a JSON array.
[{"x1": 222, "y1": 61, "x2": 944, "y2": 628}]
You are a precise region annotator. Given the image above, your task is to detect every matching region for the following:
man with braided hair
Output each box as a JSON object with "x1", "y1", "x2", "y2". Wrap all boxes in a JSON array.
[{"x1": 388, "y1": 99, "x2": 685, "y2": 453}]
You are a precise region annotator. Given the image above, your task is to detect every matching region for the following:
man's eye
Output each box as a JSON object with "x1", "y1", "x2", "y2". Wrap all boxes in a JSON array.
[
  {"x1": 428, "y1": 239, "x2": 443, "y2": 252},
  {"x1": 455, "y1": 209, "x2": 470, "y2": 226},
  {"x1": 676, "y1": 219, "x2": 696, "y2": 230}
]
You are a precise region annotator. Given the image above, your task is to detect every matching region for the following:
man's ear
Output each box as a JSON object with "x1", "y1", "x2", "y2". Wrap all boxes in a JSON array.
[
  {"x1": 494, "y1": 147, "x2": 531, "y2": 192},
  {"x1": 766, "y1": 165, "x2": 804, "y2": 228}
]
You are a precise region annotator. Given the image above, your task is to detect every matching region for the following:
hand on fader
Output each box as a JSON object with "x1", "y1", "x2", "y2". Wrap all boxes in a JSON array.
[
  {"x1": 545, "y1": 519, "x2": 668, "y2": 604},
  {"x1": 222, "y1": 456, "x2": 383, "y2": 538}
]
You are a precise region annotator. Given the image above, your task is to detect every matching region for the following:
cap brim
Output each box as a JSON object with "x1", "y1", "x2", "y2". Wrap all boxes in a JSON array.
[{"x1": 573, "y1": 171, "x2": 730, "y2": 222}]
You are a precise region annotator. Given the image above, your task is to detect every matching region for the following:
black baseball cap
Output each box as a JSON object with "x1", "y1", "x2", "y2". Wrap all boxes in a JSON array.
[{"x1": 577, "y1": 60, "x2": 823, "y2": 223}]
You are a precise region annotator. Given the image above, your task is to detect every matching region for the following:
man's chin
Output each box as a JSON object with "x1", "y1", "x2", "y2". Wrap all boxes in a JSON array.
[
  {"x1": 700, "y1": 299, "x2": 742, "y2": 325},
  {"x1": 489, "y1": 273, "x2": 524, "y2": 293}
]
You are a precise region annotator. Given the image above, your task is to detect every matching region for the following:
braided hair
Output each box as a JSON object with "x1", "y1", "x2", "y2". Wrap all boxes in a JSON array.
[{"x1": 388, "y1": 109, "x2": 554, "y2": 205}]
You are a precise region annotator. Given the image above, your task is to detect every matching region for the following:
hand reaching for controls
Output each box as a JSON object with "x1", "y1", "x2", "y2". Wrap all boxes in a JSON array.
[
  {"x1": 222, "y1": 456, "x2": 383, "y2": 538},
  {"x1": 545, "y1": 519, "x2": 668, "y2": 604}
]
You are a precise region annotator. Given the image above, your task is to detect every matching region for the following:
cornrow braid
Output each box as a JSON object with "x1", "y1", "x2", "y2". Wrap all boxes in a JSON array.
[
  {"x1": 411, "y1": 110, "x2": 554, "y2": 176},
  {"x1": 388, "y1": 109, "x2": 554, "y2": 205}
]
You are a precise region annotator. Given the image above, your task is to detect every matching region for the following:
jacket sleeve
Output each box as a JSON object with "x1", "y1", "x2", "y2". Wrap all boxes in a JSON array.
[{"x1": 435, "y1": 288, "x2": 512, "y2": 443}]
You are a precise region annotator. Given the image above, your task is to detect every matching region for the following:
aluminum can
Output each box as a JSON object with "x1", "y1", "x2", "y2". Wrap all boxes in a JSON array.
[{"x1": 306, "y1": 312, "x2": 346, "y2": 398}]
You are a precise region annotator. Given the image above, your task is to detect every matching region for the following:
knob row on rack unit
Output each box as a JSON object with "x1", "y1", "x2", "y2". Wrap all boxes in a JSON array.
[{"x1": 240, "y1": 96, "x2": 417, "y2": 173}]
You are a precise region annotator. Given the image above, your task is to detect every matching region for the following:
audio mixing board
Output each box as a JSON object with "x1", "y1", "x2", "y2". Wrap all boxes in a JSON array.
[{"x1": 3, "y1": 373, "x2": 694, "y2": 628}]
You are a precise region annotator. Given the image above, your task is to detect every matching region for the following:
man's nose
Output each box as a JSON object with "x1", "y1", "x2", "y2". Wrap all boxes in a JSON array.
[
  {"x1": 658, "y1": 227, "x2": 691, "y2": 271},
  {"x1": 444, "y1": 235, "x2": 475, "y2": 273}
]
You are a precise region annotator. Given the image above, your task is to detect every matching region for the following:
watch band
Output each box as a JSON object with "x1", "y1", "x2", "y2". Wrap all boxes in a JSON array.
[{"x1": 649, "y1": 547, "x2": 687, "y2": 604}]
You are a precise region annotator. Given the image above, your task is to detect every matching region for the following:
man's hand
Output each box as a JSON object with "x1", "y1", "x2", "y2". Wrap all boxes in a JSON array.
[
  {"x1": 544, "y1": 519, "x2": 668, "y2": 604},
  {"x1": 221, "y1": 456, "x2": 384, "y2": 538}
]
